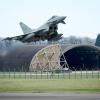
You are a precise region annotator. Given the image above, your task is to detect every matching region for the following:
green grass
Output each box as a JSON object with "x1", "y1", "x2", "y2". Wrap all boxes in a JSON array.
[{"x1": 0, "y1": 79, "x2": 100, "y2": 93}]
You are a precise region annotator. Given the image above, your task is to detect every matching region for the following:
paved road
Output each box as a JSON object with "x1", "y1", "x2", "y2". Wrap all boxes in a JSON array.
[{"x1": 0, "y1": 93, "x2": 100, "y2": 100}]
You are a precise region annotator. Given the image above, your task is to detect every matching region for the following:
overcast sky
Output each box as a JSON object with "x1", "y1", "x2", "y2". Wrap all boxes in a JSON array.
[{"x1": 0, "y1": 0, "x2": 100, "y2": 39}]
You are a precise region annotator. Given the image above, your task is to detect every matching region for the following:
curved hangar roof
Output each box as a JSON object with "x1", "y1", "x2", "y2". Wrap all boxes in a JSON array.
[
  {"x1": 61, "y1": 44, "x2": 100, "y2": 70},
  {"x1": 30, "y1": 44, "x2": 96, "y2": 71},
  {"x1": 0, "y1": 44, "x2": 100, "y2": 71},
  {"x1": 0, "y1": 45, "x2": 46, "y2": 71},
  {"x1": 0, "y1": 44, "x2": 61, "y2": 71},
  {"x1": 30, "y1": 44, "x2": 60, "y2": 71}
]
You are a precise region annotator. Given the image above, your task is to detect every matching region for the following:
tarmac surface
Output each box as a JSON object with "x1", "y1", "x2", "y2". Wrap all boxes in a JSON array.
[{"x1": 0, "y1": 93, "x2": 100, "y2": 100}]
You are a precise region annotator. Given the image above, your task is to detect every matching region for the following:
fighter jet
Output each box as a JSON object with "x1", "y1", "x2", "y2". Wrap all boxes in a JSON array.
[{"x1": 4, "y1": 16, "x2": 66, "y2": 42}]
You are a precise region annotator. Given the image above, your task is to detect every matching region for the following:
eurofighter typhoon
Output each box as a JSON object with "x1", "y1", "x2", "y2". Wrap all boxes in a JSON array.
[{"x1": 4, "y1": 16, "x2": 66, "y2": 42}]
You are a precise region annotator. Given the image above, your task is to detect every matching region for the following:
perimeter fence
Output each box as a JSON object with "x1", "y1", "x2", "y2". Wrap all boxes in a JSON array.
[{"x1": 0, "y1": 68, "x2": 100, "y2": 79}]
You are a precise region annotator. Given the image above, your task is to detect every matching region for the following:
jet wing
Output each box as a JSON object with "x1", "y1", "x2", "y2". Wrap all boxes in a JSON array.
[
  {"x1": 4, "y1": 34, "x2": 28, "y2": 41},
  {"x1": 3, "y1": 28, "x2": 46, "y2": 42}
]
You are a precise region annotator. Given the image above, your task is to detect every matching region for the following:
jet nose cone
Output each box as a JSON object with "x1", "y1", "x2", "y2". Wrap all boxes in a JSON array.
[
  {"x1": 60, "y1": 16, "x2": 66, "y2": 24},
  {"x1": 62, "y1": 16, "x2": 66, "y2": 20}
]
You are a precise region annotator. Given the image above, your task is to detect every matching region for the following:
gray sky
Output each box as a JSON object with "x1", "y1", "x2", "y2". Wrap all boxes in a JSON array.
[{"x1": 0, "y1": 0, "x2": 100, "y2": 39}]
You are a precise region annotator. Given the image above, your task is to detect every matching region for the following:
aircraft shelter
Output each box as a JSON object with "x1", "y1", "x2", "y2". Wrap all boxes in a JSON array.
[{"x1": 0, "y1": 44, "x2": 100, "y2": 71}]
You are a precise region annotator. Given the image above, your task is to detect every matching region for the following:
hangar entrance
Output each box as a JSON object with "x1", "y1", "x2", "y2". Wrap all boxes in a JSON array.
[{"x1": 60, "y1": 45, "x2": 100, "y2": 70}]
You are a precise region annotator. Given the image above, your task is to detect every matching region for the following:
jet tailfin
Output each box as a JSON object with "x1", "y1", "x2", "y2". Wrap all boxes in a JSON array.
[
  {"x1": 95, "y1": 34, "x2": 100, "y2": 47},
  {"x1": 19, "y1": 22, "x2": 33, "y2": 34}
]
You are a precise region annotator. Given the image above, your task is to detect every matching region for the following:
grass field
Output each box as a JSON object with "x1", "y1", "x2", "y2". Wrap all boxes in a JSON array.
[{"x1": 0, "y1": 79, "x2": 100, "y2": 93}]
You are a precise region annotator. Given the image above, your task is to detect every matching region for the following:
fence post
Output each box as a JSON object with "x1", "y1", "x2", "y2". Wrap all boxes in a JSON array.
[
  {"x1": 9, "y1": 68, "x2": 10, "y2": 79},
  {"x1": 63, "y1": 69, "x2": 65, "y2": 79},
  {"x1": 50, "y1": 71, "x2": 53, "y2": 79},
  {"x1": 36, "y1": 71, "x2": 37, "y2": 79},
  {"x1": 68, "y1": 71, "x2": 70, "y2": 79},
  {"x1": 22, "y1": 66, "x2": 24, "y2": 79},
  {"x1": 86, "y1": 69, "x2": 88, "y2": 79},
  {"x1": 97, "y1": 68, "x2": 99, "y2": 79},
  {"x1": 41, "y1": 70, "x2": 42, "y2": 79},
  {"x1": 75, "y1": 69, "x2": 76, "y2": 79},
  {"x1": 13, "y1": 68, "x2": 15, "y2": 79},
  {"x1": 92, "y1": 68, "x2": 94, "y2": 79},
  {"x1": 81, "y1": 68, "x2": 82, "y2": 79},
  {"x1": 3, "y1": 68, "x2": 5, "y2": 79},
  {"x1": 19, "y1": 68, "x2": 21, "y2": 79},
  {"x1": 58, "y1": 70, "x2": 59, "y2": 79},
  {"x1": 30, "y1": 70, "x2": 31, "y2": 79},
  {"x1": 25, "y1": 69, "x2": 26, "y2": 79},
  {"x1": 47, "y1": 70, "x2": 48, "y2": 79}
]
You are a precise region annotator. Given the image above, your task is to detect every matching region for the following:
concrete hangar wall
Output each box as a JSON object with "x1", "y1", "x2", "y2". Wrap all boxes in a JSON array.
[{"x1": 0, "y1": 44, "x2": 100, "y2": 71}]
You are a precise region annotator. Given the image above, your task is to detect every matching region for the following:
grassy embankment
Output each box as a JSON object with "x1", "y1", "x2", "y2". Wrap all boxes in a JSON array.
[{"x1": 0, "y1": 79, "x2": 100, "y2": 93}]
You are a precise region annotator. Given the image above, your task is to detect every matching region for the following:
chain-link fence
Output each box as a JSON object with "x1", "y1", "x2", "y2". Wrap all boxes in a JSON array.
[{"x1": 0, "y1": 67, "x2": 100, "y2": 79}]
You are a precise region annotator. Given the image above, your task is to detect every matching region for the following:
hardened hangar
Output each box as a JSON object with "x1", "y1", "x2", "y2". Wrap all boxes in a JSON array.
[{"x1": 0, "y1": 44, "x2": 100, "y2": 71}]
